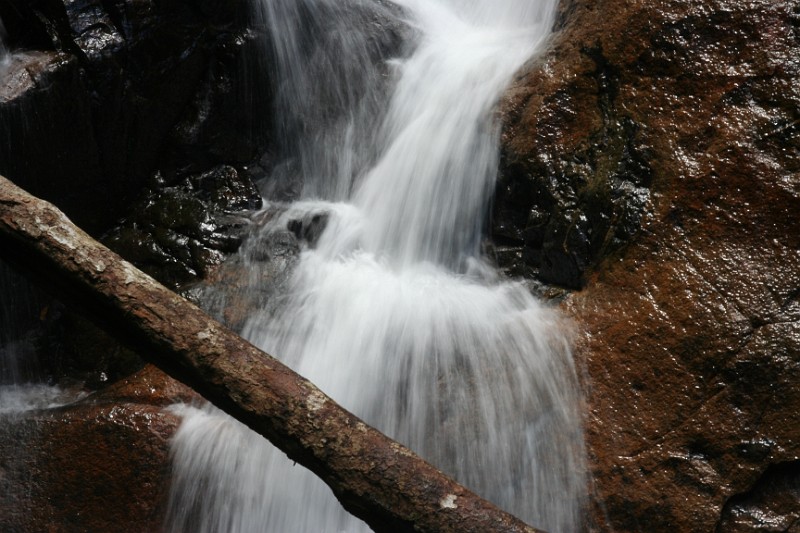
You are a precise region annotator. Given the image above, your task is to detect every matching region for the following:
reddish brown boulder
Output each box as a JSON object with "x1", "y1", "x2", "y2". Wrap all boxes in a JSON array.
[
  {"x1": 500, "y1": 0, "x2": 800, "y2": 530},
  {"x1": 99, "y1": 364, "x2": 201, "y2": 408},
  {"x1": 0, "y1": 366, "x2": 195, "y2": 532}
]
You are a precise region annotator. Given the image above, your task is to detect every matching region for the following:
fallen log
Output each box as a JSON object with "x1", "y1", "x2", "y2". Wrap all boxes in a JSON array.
[{"x1": 0, "y1": 175, "x2": 544, "y2": 533}]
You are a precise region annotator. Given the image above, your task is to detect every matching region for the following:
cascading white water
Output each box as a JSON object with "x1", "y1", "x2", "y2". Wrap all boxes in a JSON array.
[{"x1": 167, "y1": 0, "x2": 586, "y2": 532}]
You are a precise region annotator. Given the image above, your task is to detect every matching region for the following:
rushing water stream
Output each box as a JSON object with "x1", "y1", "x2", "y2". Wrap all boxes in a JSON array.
[{"x1": 167, "y1": 0, "x2": 586, "y2": 531}]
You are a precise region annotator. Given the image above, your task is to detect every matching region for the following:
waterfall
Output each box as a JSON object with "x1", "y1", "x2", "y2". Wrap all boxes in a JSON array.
[
  {"x1": 167, "y1": 0, "x2": 586, "y2": 532},
  {"x1": 0, "y1": 20, "x2": 9, "y2": 76}
]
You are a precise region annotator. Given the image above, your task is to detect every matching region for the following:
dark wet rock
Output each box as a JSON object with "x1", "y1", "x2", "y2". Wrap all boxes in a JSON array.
[
  {"x1": 103, "y1": 165, "x2": 262, "y2": 292},
  {"x1": 0, "y1": 262, "x2": 54, "y2": 384},
  {"x1": 0, "y1": 367, "x2": 191, "y2": 532},
  {"x1": 193, "y1": 165, "x2": 264, "y2": 213},
  {"x1": 288, "y1": 212, "x2": 330, "y2": 248},
  {"x1": 496, "y1": 45, "x2": 653, "y2": 289},
  {"x1": 1, "y1": 260, "x2": 141, "y2": 390},
  {"x1": 718, "y1": 461, "x2": 800, "y2": 532},
  {"x1": 0, "y1": 51, "x2": 104, "y2": 229},
  {"x1": 0, "y1": 0, "x2": 263, "y2": 233},
  {"x1": 158, "y1": 26, "x2": 272, "y2": 180},
  {"x1": 44, "y1": 311, "x2": 145, "y2": 389},
  {"x1": 0, "y1": 2, "x2": 54, "y2": 51},
  {"x1": 500, "y1": 0, "x2": 800, "y2": 530}
]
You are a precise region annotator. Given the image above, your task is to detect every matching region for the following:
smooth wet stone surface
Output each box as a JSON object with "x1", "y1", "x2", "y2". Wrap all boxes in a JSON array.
[
  {"x1": 0, "y1": 366, "x2": 194, "y2": 532},
  {"x1": 499, "y1": 0, "x2": 800, "y2": 529}
]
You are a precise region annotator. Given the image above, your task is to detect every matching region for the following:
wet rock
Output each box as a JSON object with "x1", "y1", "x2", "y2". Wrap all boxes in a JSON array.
[
  {"x1": 501, "y1": 0, "x2": 800, "y2": 530},
  {"x1": 496, "y1": 44, "x2": 653, "y2": 289},
  {"x1": 159, "y1": 26, "x2": 272, "y2": 179},
  {"x1": 42, "y1": 309, "x2": 145, "y2": 389},
  {"x1": 718, "y1": 461, "x2": 800, "y2": 532},
  {"x1": 288, "y1": 212, "x2": 330, "y2": 248},
  {"x1": 1, "y1": 259, "x2": 143, "y2": 390},
  {"x1": 197, "y1": 206, "x2": 315, "y2": 332},
  {"x1": 0, "y1": 369, "x2": 189, "y2": 532},
  {"x1": 100, "y1": 364, "x2": 200, "y2": 407},
  {"x1": 103, "y1": 165, "x2": 262, "y2": 292},
  {"x1": 0, "y1": 0, "x2": 261, "y2": 233},
  {"x1": 0, "y1": 262, "x2": 55, "y2": 384},
  {"x1": 0, "y1": 51, "x2": 104, "y2": 229}
]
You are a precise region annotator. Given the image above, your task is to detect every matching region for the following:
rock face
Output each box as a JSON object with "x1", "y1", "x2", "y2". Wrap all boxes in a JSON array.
[
  {"x1": 0, "y1": 0, "x2": 266, "y2": 233},
  {"x1": 499, "y1": 0, "x2": 800, "y2": 530},
  {"x1": 0, "y1": 50, "x2": 102, "y2": 227},
  {"x1": 0, "y1": 366, "x2": 198, "y2": 532},
  {"x1": 104, "y1": 165, "x2": 262, "y2": 292}
]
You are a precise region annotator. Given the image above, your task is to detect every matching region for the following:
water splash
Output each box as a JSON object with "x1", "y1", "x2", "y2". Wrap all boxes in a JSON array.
[
  {"x1": 167, "y1": 0, "x2": 586, "y2": 532},
  {"x1": 0, "y1": 263, "x2": 86, "y2": 415},
  {"x1": 0, "y1": 384, "x2": 86, "y2": 415}
]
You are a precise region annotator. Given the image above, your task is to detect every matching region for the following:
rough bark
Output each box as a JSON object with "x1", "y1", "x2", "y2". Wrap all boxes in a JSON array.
[{"x1": 0, "y1": 174, "x2": 544, "y2": 533}]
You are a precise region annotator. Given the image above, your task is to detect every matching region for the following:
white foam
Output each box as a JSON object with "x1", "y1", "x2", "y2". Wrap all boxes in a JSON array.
[{"x1": 167, "y1": 1, "x2": 585, "y2": 532}]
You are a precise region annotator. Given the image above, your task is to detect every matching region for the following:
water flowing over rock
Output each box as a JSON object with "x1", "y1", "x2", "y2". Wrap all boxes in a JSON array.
[
  {"x1": 166, "y1": 1, "x2": 586, "y2": 532},
  {"x1": 500, "y1": 0, "x2": 800, "y2": 529},
  {"x1": 1, "y1": 0, "x2": 798, "y2": 530}
]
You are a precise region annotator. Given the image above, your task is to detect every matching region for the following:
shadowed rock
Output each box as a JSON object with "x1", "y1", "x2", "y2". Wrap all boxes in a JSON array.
[{"x1": 0, "y1": 0, "x2": 264, "y2": 233}]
